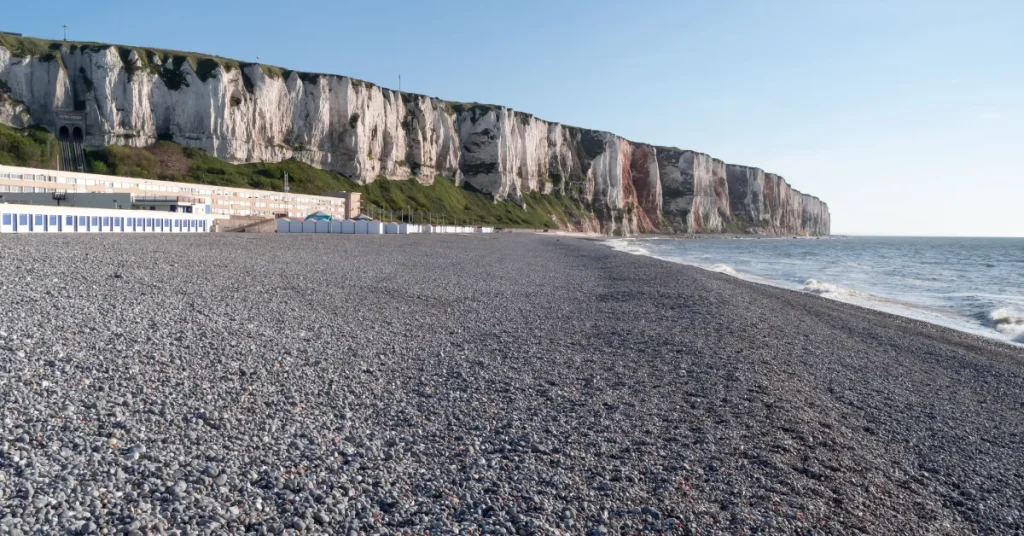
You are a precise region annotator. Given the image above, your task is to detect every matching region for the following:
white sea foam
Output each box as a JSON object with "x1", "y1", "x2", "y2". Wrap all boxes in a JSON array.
[
  {"x1": 709, "y1": 263, "x2": 738, "y2": 275},
  {"x1": 605, "y1": 239, "x2": 652, "y2": 257},
  {"x1": 802, "y1": 279, "x2": 868, "y2": 298},
  {"x1": 988, "y1": 308, "x2": 1024, "y2": 343}
]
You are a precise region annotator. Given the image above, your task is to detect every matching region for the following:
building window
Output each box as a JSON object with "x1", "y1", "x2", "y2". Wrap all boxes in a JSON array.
[
  {"x1": 19, "y1": 214, "x2": 28, "y2": 225},
  {"x1": 34, "y1": 215, "x2": 43, "y2": 225},
  {"x1": 66, "y1": 216, "x2": 73, "y2": 225},
  {"x1": 78, "y1": 216, "x2": 86, "y2": 225},
  {"x1": 2, "y1": 214, "x2": 10, "y2": 226},
  {"x1": 103, "y1": 217, "x2": 110, "y2": 226},
  {"x1": 164, "y1": 219, "x2": 171, "y2": 227},
  {"x1": 49, "y1": 215, "x2": 58, "y2": 225},
  {"x1": 91, "y1": 217, "x2": 99, "y2": 226}
]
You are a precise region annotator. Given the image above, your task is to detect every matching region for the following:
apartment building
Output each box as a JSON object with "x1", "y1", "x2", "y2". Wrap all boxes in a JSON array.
[{"x1": 0, "y1": 165, "x2": 361, "y2": 220}]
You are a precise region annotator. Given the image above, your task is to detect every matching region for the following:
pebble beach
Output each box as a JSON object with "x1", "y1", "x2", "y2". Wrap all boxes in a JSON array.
[{"x1": 2, "y1": 233, "x2": 1023, "y2": 535}]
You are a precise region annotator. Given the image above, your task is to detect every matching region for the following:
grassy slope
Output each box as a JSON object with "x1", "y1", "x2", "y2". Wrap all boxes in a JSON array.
[
  {"x1": 0, "y1": 124, "x2": 60, "y2": 168},
  {"x1": 0, "y1": 123, "x2": 583, "y2": 228}
]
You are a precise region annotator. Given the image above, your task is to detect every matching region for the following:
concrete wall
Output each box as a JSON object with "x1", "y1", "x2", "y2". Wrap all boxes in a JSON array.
[{"x1": 0, "y1": 191, "x2": 133, "y2": 208}]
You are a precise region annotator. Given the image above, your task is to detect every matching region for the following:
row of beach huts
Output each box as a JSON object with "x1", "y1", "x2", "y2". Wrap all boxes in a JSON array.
[{"x1": 276, "y1": 218, "x2": 495, "y2": 234}]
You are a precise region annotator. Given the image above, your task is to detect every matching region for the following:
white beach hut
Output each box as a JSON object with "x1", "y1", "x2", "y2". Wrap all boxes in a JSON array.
[
  {"x1": 276, "y1": 219, "x2": 291, "y2": 233},
  {"x1": 385, "y1": 222, "x2": 400, "y2": 234},
  {"x1": 329, "y1": 220, "x2": 342, "y2": 233},
  {"x1": 289, "y1": 219, "x2": 303, "y2": 233},
  {"x1": 315, "y1": 220, "x2": 330, "y2": 233},
  {"x1": 354, "y1": 220, "x2": 369, "y2": 234},
  {"x1": 341, "y1": 219, "x2": 356, "y2": 234},
  {"x1": 367, "y1": 221, "x2": 384, "y2": 234},
  {"x1": 302, "y1": 219, "x2": 317, "y2": 233}
]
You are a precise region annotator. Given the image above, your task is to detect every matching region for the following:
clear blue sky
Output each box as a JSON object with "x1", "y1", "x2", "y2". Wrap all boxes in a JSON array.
[{"x1": 5, "y1": 0, "x2": 1021, "y2": 236}]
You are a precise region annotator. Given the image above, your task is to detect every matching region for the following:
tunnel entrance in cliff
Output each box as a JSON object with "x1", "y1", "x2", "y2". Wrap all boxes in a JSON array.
[{"x1": 54, "y1": 110, "x2": 87, "y2": 144}]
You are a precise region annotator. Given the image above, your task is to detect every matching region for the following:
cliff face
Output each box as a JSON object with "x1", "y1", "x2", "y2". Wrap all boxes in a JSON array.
[{"x1": 0, "y1": 40, "x2": 829, "y2": 236}]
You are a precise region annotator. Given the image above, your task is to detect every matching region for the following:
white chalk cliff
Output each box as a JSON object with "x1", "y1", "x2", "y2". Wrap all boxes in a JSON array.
[{"x1": 0, "y1": 40, "x2": 829, "y2": 236}]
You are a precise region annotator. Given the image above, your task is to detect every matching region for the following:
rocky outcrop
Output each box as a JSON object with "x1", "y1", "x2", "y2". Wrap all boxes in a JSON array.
[
  {"x1": 0, "y1": 39, "x2": 829, "y2": 236},
  {"x1": 655, "y1": 148, "x2": 830, "y2": 236}
]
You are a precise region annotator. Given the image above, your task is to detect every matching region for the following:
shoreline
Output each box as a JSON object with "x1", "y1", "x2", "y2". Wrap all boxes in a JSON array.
[
  {"x1": 600, "y1": 234, "x2": 1024, "y2": 348},
  {"x1": 2, "y1": 234, "x2": 1022, "y2": 533}
]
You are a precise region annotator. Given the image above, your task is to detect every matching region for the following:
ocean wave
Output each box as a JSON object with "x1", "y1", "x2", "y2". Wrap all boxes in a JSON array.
[
  {"x1": 988, "y1": 308, "x2": 1024, "y2": 343},
  {"x1": 802, "y1": 279, "x2": 868, "y2": 299},
  {"x1": 709, "y1": 263, "x2": 738, "y2": 275},
  {"x1": 605, "y1": 239, "x2": 651, "y2": 257}
]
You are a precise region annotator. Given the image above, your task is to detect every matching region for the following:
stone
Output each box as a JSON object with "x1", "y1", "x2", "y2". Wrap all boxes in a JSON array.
[{"x1": 0, "y1": 42, "x2": 828, "y2": 237}]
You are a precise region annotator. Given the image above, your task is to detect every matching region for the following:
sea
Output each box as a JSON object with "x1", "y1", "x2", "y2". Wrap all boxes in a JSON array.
[{"x1": 606, "y1": 236, "x2": 1024, "y2": 346}]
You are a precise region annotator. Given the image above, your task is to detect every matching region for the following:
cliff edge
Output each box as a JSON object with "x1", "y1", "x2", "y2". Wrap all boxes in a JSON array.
[{"x1": 0, "y1": 35, "x2": 829, "y2": 235}]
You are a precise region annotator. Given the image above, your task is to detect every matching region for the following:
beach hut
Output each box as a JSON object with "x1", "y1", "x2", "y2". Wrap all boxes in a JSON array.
[
  {"x1": 385, "y1": 222, "x2": 400, "y2": 234},
  {"x1": 354, "y1": 220, "x2": 369, "y2": 234},
  {"x1": 302, "y1": 219, "x2": 317, "y2": 233},
  {"x1": 276, "y1": 219, "x2": 291, "y2": 233},
  {"x1": 367, "y1": 221, "x2": 384, "y2": 234},
  {"x1": 329, "y1": 220, "x2": 342, "y2": 233},
  {"x1": 341, "y1": 219, "x2": 356, "y2": 234},
  {"x1": 289, "y1": 219, "x2": 303, "y2": 233},
  {"x1": 315, "y1": 220, "x2": 330, "y2": 233},
  {"x1": 399, "y1": 223, "x2": 413, "y2": 234}
]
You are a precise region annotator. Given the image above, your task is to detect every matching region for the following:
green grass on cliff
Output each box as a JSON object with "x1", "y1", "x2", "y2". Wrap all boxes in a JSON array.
[
  {"x1": 0, "y1": 123, "x2": 579, "y2": 228},
  {"x1": 0, "y1": 123, "x2": 59, "y2": 168},
  {"x1": 0, "y1": 34, "x2": 377, "y2": 92}
]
